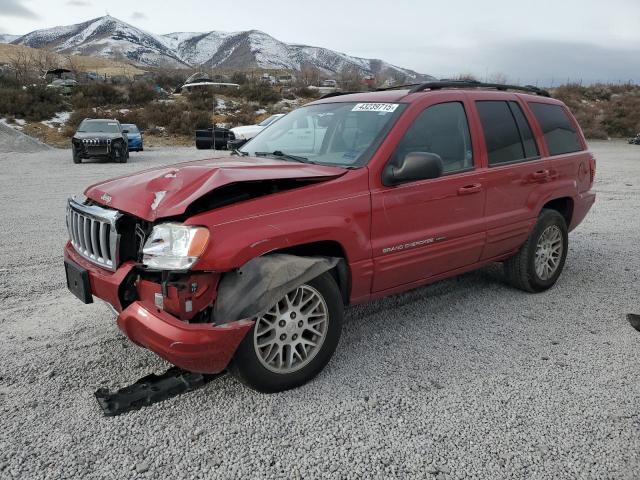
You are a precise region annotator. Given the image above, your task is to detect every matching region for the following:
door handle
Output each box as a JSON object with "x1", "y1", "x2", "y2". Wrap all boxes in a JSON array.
[
  {"x1": 531, "y1": 169, "x2": 550, "y2": 181},
  {"x1": 458, "y1": 183, "x2": 482, "y2": 195}
]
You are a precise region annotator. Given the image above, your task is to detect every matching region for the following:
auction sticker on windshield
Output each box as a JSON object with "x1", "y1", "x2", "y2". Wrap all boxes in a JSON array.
[{"x1": 351, "y1": 103, "x2": 399, "y2": 113}]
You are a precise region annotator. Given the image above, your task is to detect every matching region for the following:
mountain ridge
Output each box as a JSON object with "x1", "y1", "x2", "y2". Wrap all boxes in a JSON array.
[{"x1": 8, "y1": 16, "x2": 434, "y2": 81}]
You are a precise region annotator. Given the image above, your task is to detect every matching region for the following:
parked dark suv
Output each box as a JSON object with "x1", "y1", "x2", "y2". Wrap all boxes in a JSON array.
[
  {"x1": 64, "y1": 81, "x2": 596, "y2": 392},
  {"x1": 71, "y1": 119, "x2": 129, "y2": 164}
]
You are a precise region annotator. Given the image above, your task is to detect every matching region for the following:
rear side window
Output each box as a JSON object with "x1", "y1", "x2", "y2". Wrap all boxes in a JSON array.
[
  {"x1": 393, "y1": 102, "x2": 473, "y2": 174},
  {"x1": 528, "y1": 103, "x2": 583, "y2": 155},
  {"x1": 476, "y1": 101, "x2": 539, "y2": 166}
]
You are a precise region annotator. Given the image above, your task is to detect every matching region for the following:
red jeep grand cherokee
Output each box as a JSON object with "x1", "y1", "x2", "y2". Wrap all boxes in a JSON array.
[{"x1": 64, "y1": 81, "x2": 596, "y2": 392}]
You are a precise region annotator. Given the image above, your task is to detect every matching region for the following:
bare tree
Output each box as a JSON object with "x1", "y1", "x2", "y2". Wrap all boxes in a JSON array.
[
  {"x1": 488, "y1": 72, "x2": 508, "y2": 85},
  {"x1": 8, "y1": 49, "x2": 35, "y2": 85},
  {"x1": 454, "y1": 72, "x2": 479, "y2": 81},
  {"x1": 65, "y1": 54, "x2": 81, "y2": 79},
  {"x1": 32, "y1": 49, "x2": 59, "y2": 82},
  {"x1": 338, "y1": 65, "x2": 363, "y2": 91}
]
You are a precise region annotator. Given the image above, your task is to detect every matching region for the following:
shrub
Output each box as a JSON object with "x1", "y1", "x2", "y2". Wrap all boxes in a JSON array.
[
  {"x1": 127, "y1": 82, "x2": 157, "y2": 105},
  {"x1": 293, "y1": 86, "x2": 319, "y2": 99},
  {"x1": 601, "y1": 94, "x2": 640, "y2": 137},
  {"x1": 223, "y1": 104, "x2": 257, "y2": 127},
  {"x1": 71, "y1": 83, "x2": 125, "y2": 109},
  {"x1": 238, "y1": 83, "x2": 281, "y2": 103},
  {"x1": 0, "y1": 85, "x2": 65, "y2": 121}
]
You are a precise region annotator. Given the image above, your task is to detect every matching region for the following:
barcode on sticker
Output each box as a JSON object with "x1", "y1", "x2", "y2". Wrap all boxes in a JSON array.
[{"x1": 351, "y1": 103, "x2": 399, "y2": 113}]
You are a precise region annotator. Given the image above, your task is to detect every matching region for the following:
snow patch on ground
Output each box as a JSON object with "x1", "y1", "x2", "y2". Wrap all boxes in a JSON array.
[{"x1": 41, "y1": 112, "x2": 70, "y2": 129}]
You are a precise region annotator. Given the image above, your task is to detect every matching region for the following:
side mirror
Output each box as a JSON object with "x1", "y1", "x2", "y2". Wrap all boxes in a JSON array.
[
  {"x1": 382, "y1": 152, "x2": 443, "y2": 186},
  {"x1": 122, "y1": 129, "x2": 129, "y2": 134}
]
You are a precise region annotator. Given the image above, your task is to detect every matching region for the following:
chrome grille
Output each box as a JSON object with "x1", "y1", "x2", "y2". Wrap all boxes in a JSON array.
[{"x1": 66, "y1": 197, "x2": 121, "y2": 271}]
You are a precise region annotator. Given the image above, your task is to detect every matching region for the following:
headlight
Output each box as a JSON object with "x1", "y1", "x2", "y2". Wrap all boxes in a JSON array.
[{"x1": 142, "y1": 223, "x2": 209, "y2": 270}]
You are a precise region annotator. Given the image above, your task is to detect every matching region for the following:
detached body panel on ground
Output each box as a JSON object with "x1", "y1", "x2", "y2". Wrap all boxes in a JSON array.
[{"x1": 63, "y1": 85, "x2": 596, "y2": 389}]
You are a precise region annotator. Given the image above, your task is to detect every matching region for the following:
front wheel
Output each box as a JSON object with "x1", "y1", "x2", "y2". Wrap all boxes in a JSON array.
[
  {"x1": 504, "y1": 209, "x2": 568, "y2": 292},
  {"x1": 111, "y1": 142, "x2": 126, "y2": 163},
  {"x1": 229, "y1": 272, "x2": 343, "y2": 392}
]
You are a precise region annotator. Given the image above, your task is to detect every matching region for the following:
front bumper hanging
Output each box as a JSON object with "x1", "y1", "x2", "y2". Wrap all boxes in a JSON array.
[{"x1": 117, "y1": 301, "x2": 254, "y2": 374}]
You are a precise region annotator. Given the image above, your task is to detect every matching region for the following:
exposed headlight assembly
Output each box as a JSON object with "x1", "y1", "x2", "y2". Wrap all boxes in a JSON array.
[{"x1": 142, "y1": 223, "x2": 209, "y2": 270}]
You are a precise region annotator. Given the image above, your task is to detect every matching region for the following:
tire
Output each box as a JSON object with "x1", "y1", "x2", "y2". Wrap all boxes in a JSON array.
[
  {"x1": 72, "y1": 150, "x2": 81, "y2": 164},
  {"x1": 229, "y1": 272, "x2": 343, "y2": 393},
  {"x1": 111, "y1": 142, "x2": 126, "y2": 163},
  {"x1": 504, "y1": 209, "x2": 568, "y2": 293}
]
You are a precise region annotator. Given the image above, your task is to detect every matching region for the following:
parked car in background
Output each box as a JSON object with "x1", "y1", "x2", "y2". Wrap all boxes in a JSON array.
[
  {"x1": 227, "y1": 114, "x2": 285, "y2": 150},
  {"x1": 63, "y1": 81, "x2": 596, "y2": 392},
  {"x1": 47, "y1": 78, "x2": 78, "y2": 95},
  {"x1": 71, "y1": 119, "x2": 129, "y2": 163},
  {"x1": 195, "y1": 124, "x2": 233, "y2": 149},
  {"x1": 628, "y1": 133, "x2": 640, "y2": 145},
  {"x1": 121, "y1": 123, "x2": 143, "y2": 151}
]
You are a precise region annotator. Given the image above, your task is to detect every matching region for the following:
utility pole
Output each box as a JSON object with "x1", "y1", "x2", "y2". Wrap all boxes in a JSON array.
[{"x1": 211, "y1": 60, "x2": 215, "y2": 152}]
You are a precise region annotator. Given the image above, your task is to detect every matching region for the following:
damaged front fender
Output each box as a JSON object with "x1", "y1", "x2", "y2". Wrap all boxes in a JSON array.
[{"x1": 213, "y1": 254, "x2": 339, "y2": 323}]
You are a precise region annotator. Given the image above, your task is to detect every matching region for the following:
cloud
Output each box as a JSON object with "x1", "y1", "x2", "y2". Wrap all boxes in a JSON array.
[
  {"x1": 131, "y1": 11, "x2": 147, "y2": 20},
  {"x1": 67, "y1": 0, "x2": 91, "y2": 5},
  {"x1": 463, "y1": 40, "x2": 640, "y2": 86},
  {"x1": 0, "y1": 0, "x2": 39, "y2": 19}
]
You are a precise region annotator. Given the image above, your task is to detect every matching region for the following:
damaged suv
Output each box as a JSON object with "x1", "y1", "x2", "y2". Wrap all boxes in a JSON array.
[{"x1": 64, "y1": 81, "x2": 596, "y2": 392}]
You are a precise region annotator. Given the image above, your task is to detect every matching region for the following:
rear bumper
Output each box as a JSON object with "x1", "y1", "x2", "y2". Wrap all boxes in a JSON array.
[
  {"x1": 569, "y1": 191, "x2": 596, "y2": 231},
  {"x1": 127, "y1": 138, "x2": 143, "y2": 150},
  {"x1": 117, "y1": 301, "x2": 254, "y2": 373}
]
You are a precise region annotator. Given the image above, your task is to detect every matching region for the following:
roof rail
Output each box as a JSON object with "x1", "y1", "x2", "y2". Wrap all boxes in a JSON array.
[
  {"x1": 319, "y1": 91, "x2": 362, "y2": 99},
  {"x1": 375, "y1": 83, "x2": 421, "y2": 91},
  {"x1": 408, "y1": 80, "x2": 550, "y2": 97}
]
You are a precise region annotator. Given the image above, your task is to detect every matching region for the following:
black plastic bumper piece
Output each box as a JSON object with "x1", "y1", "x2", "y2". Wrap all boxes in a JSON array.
[
  {"x1": 95, "y1": 367, "x2": 224, "y2": 417},
  {"x1": 628, "y1": 313, "x2": 640, "y2": 332}
]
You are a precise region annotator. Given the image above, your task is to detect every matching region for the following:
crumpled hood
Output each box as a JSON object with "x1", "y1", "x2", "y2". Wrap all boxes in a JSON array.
[{"x1": 84, "y1": 156, "x2": 346, "y2": 221}]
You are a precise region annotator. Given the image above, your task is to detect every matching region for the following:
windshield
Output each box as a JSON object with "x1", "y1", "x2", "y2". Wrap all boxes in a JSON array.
[
  {"x1": 122, "y1": 124, "x2": 139, "y2": 133},
  {"x1": 240, "y1": 102, "x2": 405, "y2": 167},
  {"x1": 258, "y1": 115, "x2": 281, "y2": 127},
  {"x1": 78, "y1": 121, "x2": 120, "y2": 133}
]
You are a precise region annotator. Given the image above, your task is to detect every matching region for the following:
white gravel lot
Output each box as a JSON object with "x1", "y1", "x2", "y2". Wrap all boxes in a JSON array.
[{"x1": 0, "y1": 142, "x2": 638, "y2": 479}]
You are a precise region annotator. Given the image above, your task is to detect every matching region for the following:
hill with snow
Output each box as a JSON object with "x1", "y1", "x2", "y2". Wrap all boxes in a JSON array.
[{"x1": 11, "y1": 16, "x2": 433, "y2": 80}]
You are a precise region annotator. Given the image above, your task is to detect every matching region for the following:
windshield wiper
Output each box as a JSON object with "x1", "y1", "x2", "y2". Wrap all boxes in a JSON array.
[
  {"x1": 254, "y1": 151, "x2": 314, "y2": 164},
  {"x1": 230, "y1": 149, "x2": 249, "y2": 156}
]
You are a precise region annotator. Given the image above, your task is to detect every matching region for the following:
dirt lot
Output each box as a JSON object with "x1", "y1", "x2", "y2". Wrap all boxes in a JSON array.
[{"x1": 0, "y1": 142, "x2": 638, "y2": 479}]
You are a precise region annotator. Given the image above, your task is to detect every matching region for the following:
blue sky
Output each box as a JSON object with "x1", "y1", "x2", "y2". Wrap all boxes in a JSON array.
[{"x1": 1, "y1": 0, "x2": 639, "y2": 85}]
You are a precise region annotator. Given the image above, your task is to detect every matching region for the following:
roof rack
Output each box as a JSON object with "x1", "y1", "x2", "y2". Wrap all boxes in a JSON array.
[
  {"x1": 319, "y1": 91, "x2": 362, "y2": 99},
  {"x1": 408, "y1": 80, "x2": 550, "y2": 97},
  {"x1": 375, "y1": 83, "x2": 421, "y2": 91}
]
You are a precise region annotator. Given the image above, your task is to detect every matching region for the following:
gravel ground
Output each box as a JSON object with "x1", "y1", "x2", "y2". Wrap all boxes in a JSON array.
[
  {"x1": 0, "y1": 142, "x2": 638, "y2": 479},
  {"x1": 0, "y1": 122, "x2": 51, "y2": 154}
]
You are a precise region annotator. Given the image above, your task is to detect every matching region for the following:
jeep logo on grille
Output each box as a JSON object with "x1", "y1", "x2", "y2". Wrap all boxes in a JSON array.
[{"x1": 100, "y1": 193, "x2": 112, "y2": 204}]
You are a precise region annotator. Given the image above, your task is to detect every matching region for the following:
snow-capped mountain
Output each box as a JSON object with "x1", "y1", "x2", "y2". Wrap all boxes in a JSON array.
[
  {"x1": 11, "y1": 16, "x2": 433, "y2": 80},
  {"x1": 0, "y1": 34, "x2": 19, "y2": 44},
  {"x1": 13, "y1": 16, "x2": 187, "y2": 68}
]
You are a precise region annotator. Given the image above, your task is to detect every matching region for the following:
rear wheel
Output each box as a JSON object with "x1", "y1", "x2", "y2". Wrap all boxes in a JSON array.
[
  {"x1": 229, "y1": 272, "x2": 343, "y2": 392},
  {"x1": 504, "y1": 209, "x2": 568, "y2": 292}
]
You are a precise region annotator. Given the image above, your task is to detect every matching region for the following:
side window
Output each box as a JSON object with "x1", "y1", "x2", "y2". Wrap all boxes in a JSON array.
[
  {"x1": 393, "y1": 102, "x2": 473, "y2": 174},
  {"x1": 476, "y1": 101, "x2": 539, "y2": 166},
  {"x1": 528, "y1": 103, "x2": 583, "y2": 156}
]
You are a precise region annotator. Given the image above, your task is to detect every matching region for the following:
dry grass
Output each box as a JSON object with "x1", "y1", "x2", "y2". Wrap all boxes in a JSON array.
[{"x1": 0, "y1": 44, "x2": 145, "y2": 77}]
